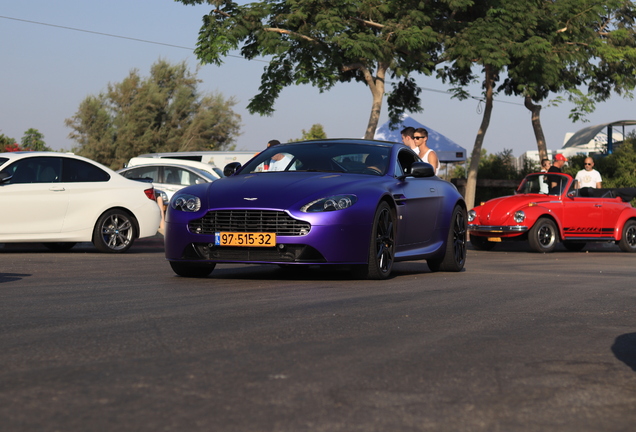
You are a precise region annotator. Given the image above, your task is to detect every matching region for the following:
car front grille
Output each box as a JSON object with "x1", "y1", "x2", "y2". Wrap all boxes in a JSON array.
[{"x1": 188, "y1": 210, "x2": 311, "y2": 236}]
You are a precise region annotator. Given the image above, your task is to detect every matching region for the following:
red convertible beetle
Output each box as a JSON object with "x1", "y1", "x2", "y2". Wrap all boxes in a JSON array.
[{"x1": 467, "y1": 172, "x2": 636, "y2": 253}]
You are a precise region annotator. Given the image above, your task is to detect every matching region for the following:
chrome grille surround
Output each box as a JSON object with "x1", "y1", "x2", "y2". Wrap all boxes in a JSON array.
[{"x1": 188, "y1": 210, "x2": 311, "y2": 236}]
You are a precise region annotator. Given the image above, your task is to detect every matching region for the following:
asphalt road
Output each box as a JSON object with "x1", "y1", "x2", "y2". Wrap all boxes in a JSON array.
[{"x1": 1, "y1": 236, "x2": 635, "y2": 431}]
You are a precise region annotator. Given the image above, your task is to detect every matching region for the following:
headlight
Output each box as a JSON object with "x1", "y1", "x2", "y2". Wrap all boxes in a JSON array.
[
  {"x1": 467, "y1": 209, "x2": 476, "y2": 222},
  {"x1": 172, "y1": 194, "x2": 201, "y2": 212},
  {"x1": 513, "y1": 210, "x2": 525, "y2": 223},
  {"x1": 301, "y1": 194, "x2": 357, "y2": 212}
]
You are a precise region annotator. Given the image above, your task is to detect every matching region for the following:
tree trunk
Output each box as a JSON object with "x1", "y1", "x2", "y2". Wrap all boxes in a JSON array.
[
  {"x1": 363, "y1": 62, "x2": 389, "y2": 140},
  {"x1": 465, "y1": 65, "x2": 495, "y2": 210},
  {"x1": 524, "y1": 95, "x2": 548, "y2": 161}
]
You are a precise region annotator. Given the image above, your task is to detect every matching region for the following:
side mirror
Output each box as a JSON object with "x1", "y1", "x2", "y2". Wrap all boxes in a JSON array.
[
  {"x1": 0, "y1": 170, "x2": 11, "y2": 184},
  {"x1": 223, "y1": 162, "x2": 242, "y2": 177},
  {"x1": 410, "y1": 162, "x2": 436, "y2": 178}
]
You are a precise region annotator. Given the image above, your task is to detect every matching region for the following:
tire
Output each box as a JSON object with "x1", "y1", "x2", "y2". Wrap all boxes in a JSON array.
[
  {"x1": 352, "y1": 202, "x2": 395, "y2": 280},
  {"x1": 469, "y1": 234, "x2": 496, "y2": 251},
  {"x1": 170, "y1": 261, "x2": 216, "y2": 278},
  {"x1": 528, "y1": 218, "x2": 558, "y2": 253},
  {"x1": 618, "y1": 219, "x2": 636, "y2": 252},
  {"x1": 428, "y1": 205, "x2": 467, "y2": 272},
  {"x1": 92, "y1": 209, "x2": 136, "y2": 253},
  {"x1": 42, "y1": 242, "x2": 77, "y2": 252},
  {"x1": 563, "y1": 241, "x2": 586, "y2": 252}
]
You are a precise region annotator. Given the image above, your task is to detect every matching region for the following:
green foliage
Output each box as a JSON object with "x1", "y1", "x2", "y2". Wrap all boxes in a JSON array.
[
  {"x1": 290, "y1": 123, "x2": 327, "y2": 142},
  {"x1": 476, "y1": 149, "x2": 522, "y2": 181},
  {"x1": 452, "y1": 148, "x2": 525, "y2": 203},
  {"x1": 21, "y1": 128, "x2": 52, "y2": 151},
  {"x1": 498, "y1": 0, "x2": 636, "y2": 122},
  {"x1": 177, "y1": 0, "x2": 465, "y2": 135},
  {"x1": 65, "y1": 59, "x2": 241, "y2": 169}
]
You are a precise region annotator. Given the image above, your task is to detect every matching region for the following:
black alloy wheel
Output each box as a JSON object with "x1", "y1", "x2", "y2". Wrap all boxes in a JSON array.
[
  {"x1": 618, "y1": 220, "x2": 636, "y2": 252},
  {"x1": 428, "y1": 205, "x2": 467, "y2": 272},
  {"x1": 353, "y1": 201, "x2": 395, "y2": 280},
  {"x1": 528, "y1": 217, "x2": 558, "y2": 253}
]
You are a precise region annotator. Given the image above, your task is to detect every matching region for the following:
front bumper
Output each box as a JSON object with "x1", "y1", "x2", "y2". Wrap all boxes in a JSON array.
[
  {"x1": 165, "y1": 221, "x2": 371, "y2": 265},
  {"x1": 468, "y1": 225, "x2": 528, "y2": 234}
]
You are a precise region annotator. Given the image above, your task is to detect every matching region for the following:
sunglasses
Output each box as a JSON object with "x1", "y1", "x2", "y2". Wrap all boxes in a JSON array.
[
  {"x1": 413, "y1": 136, "x2": 426, "y2": 140},
  {"x1": 584, "y1": 163, "x2": 593, "y2": 166}
]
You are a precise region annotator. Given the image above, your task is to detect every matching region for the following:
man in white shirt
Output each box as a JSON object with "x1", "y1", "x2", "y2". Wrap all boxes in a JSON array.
[
  {"x1": 267, "y1": 153, "x2": 292, "y2": 171},
  {"x1": 575, "y1": 157, "x2": 602, "y2": 189}
]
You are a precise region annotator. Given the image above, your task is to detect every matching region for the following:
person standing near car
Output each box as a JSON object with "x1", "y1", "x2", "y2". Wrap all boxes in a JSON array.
[
  {"x1": 547, "y1": 153, "x2": 568, "y2": 194},
  {"x1": 401, "y1": 127, "x2": 417, "y2": 151},
  {"x1": 539, "y1": 158, "x2": 552, "y2": 193},
  {"x1": 413, "y1": 127, "x2": 440, "y2": 175},
  {"x1": 540, "y1": 158, "x2": 552, "y2": 172},
  {"x1": 575, "y1": 157, "x2": 602, "y2": 189}
]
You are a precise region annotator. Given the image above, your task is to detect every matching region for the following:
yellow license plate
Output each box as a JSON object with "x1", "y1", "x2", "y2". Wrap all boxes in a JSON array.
[
  {"x1": 488, "y1": 237, "x2": 502, "y2": 242},
  {"x1": 214, "y1": 232, "x2": 276, "y2": 247}
]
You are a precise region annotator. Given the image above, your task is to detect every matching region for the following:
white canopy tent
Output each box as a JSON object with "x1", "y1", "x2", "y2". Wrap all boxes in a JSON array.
[{"x1": 374, "y1": 115, "x2": 467, "y2": 163}]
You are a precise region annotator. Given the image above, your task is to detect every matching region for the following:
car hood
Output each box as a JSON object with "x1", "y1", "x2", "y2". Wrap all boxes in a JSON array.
[
  {"x1": 475, "y1": 194, "x2": 551, "y2": 224},
  {"x1": 202, "y1": 172, "x2": 381, "y2": 209}
]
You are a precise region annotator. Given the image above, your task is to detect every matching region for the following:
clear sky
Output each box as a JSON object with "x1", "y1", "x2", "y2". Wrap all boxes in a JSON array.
[{"x1": 2, "y1": 0, "x2": 635, "y2": 160}]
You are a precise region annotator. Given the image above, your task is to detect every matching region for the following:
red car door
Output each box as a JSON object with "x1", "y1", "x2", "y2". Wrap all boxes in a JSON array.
[
  {"x1": 561, "y1": 196, "x2": 604, "y2": 238},
  {"x1": 598, "y1": 197, "x2": 627, "y2": 238}
]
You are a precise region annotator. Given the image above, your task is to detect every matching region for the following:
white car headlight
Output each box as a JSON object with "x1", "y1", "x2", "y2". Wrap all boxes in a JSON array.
[
  {"x1": 467, "y1": 209, "x2": 476, "y2": 222},
  {"x1": 301, "y1": 194, "x2": 357, "y2": 212},
  {"x1": 513, "y1": 210, "x2": 525, "y2": 223},
  {"x1": 172, "y1": 194, "x2": 201, "y2": 212}
]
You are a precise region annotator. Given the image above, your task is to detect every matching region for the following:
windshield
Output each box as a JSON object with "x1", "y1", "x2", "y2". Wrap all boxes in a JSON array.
[
  {"x1": 240, "y1": 142, "x2": 391, "y2": 176},
  {"x1": 517, "y1": 173, "x2": 569, "y2": 195}
]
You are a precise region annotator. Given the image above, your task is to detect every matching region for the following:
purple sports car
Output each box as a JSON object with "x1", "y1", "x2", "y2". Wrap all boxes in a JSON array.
[{"x1": 164, "y1": 139, "x2": 467, "y2": 279}]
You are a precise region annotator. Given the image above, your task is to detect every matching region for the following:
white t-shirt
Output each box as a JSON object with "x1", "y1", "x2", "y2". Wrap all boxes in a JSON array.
[
  {"x1": 420, "y1": 149, "x2": 440, "y2": 175},
  {"x1": 539, "y1": 170, "x2": 549, "y2": 194},
  {"x1": 267, "y1": 154, "x2": 292, "y2": 171},
  {"x1": 575, "y1": 168, "x2": 602, "y2": 188}
]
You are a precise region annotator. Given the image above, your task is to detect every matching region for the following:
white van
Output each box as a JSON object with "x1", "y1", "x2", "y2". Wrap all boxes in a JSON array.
[
  {"x1": 137, "y1": 151, "x2": 258, "y2": 170},
  {"x1": 126, "y1": 157, "x2": 222, "y2": 179}
]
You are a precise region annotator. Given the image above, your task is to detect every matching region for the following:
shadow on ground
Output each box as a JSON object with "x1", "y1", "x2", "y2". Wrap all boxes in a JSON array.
[{"x1": 612, "y1": 333, "x2": 636, "y2": 372}]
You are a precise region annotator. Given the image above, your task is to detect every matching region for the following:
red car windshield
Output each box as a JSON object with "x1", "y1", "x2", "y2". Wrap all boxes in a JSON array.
[{"x1": 517, "y1": 173, "x2": 570, "y2": 196}]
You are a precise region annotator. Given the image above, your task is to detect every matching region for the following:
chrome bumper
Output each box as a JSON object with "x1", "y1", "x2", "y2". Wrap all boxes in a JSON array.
[{"x1": 468, "y1": 225, "x2": 528, "y2": 233}]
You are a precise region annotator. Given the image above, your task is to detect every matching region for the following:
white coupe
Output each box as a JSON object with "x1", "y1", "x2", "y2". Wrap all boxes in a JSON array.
[{"x1": 0, "y1": 152, "x2": 161, "y2": 252}]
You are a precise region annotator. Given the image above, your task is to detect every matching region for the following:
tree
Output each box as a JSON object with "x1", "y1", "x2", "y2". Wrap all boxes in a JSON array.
[
  {"x1": 439, "y1": 1, "x2": 519, "y2": 209},
  {"x1": 66, "y1": 59, "x2": 242, "y2": 169},
  {"x1": 21, "y1": 128, "x2": 51, "y2": 151},
  {"x1": 176, "y1": 0, "x2": 466, "y2": 138},
  {"x1": 1, "y1": 133, "x2": 20, "y2": 152},
  {"x1": 499, "y1": 0, "x2": 636, "y2": 162},
  {"x1": 440, "y1": 0, "x2": 636, "y2": 209},
  {"x1": 290, "y1": 123, "x2": 327, "y2": 142}
]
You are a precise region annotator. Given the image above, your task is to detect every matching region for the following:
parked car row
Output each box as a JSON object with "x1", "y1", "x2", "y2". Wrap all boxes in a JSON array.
[
  {"x1": 118, "y1": 159, "x2": 219, "y2": 201},
  {"x1": 5, "y1": 145, "x2": 636, "y2": 280},
  {"x1": 0, "y1": 152, "x2": 227, "y2": 254}
]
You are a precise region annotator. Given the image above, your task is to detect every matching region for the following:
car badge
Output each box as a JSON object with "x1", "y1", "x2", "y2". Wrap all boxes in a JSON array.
[{"x1": 243, "y1": 197, "x2": 258, "y2": 201}]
